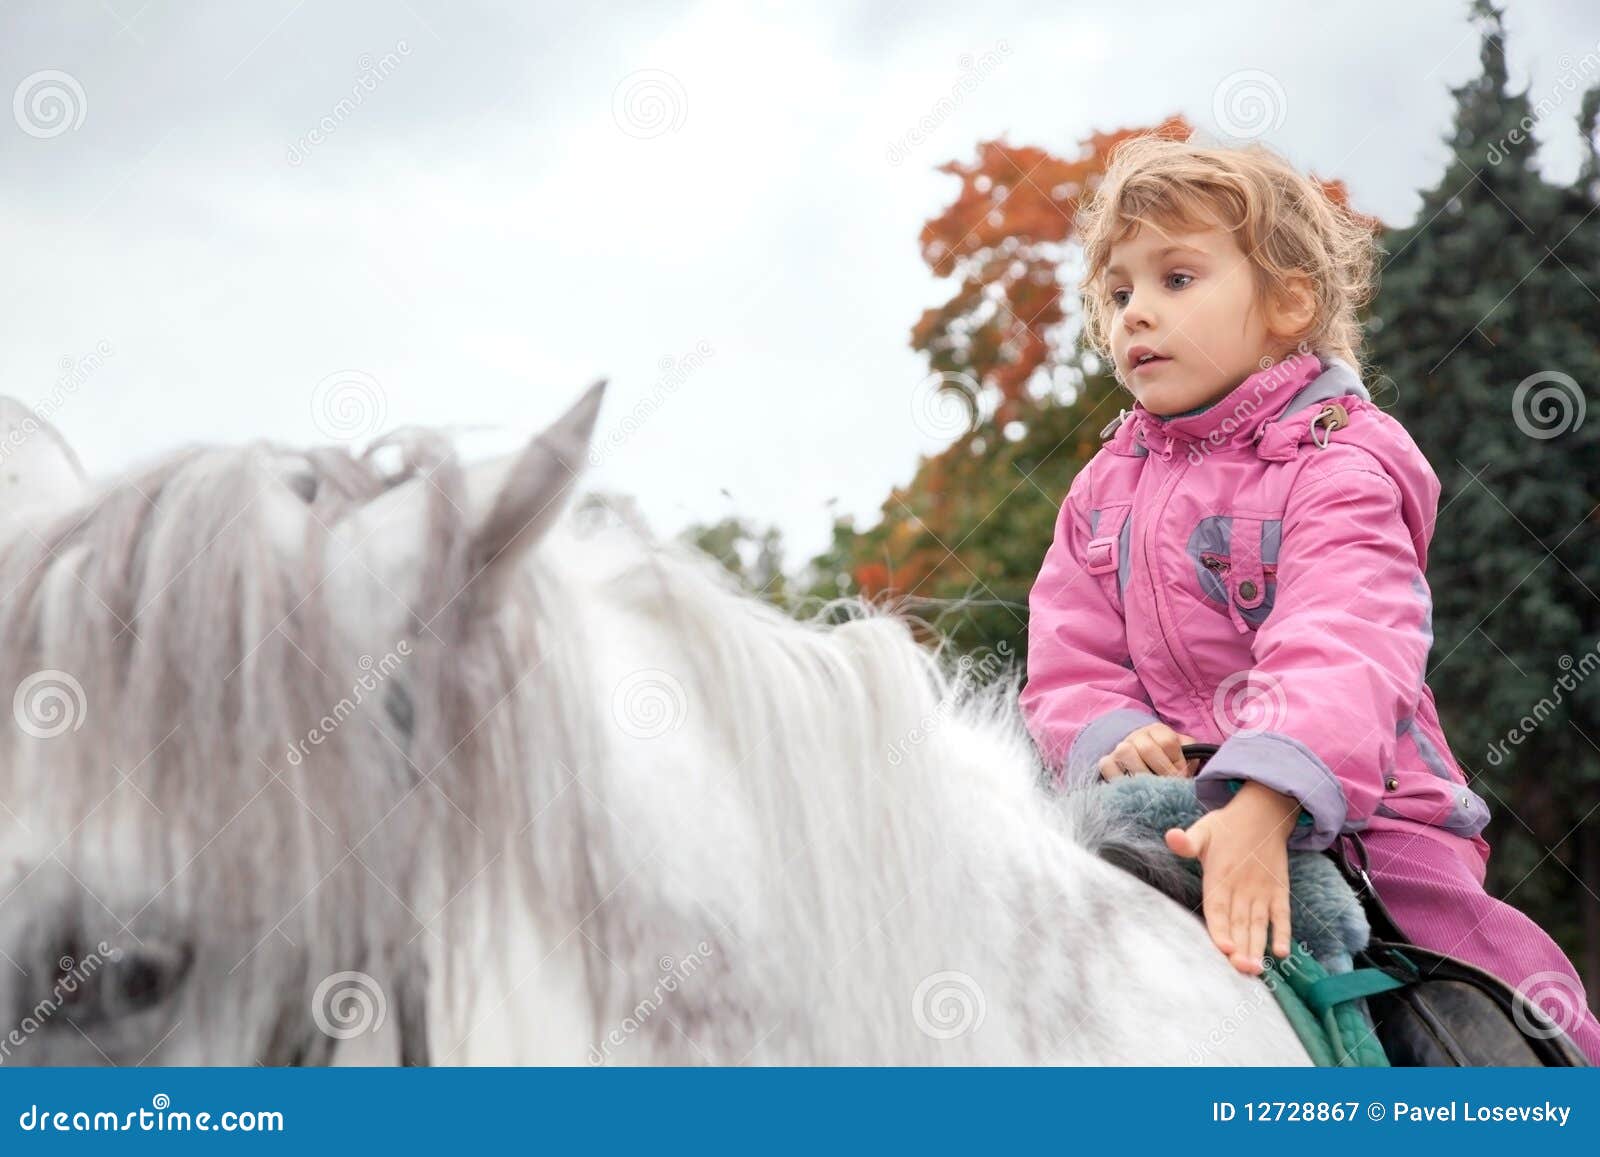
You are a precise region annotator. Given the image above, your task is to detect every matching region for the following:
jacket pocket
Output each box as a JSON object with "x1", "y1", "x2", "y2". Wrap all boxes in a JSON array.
[{"x1": 1187, "y1": 515, "x2": 1281, "y2": 633}]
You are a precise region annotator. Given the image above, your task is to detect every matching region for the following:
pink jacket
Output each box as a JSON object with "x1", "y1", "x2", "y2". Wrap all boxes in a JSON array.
[{"x1": 1020, "y1": 350, "x2": 1491, "y2": 862}]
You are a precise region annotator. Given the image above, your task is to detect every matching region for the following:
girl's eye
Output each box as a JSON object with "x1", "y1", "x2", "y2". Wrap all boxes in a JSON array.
[{"x1": 1108, "y1": 273, "x2": 1193, "y2": 309}]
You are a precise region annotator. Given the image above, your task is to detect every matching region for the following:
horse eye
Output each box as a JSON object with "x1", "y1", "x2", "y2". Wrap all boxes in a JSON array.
[
  {"x1": 54, "y1": 941, "x2": 193, "y2": 1025},
  {"x1": 112, "y1": 943, "x2": 193, "y2": 1015}
]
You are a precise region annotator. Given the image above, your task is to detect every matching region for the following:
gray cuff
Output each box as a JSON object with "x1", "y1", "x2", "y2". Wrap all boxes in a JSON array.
[
  {"x1": 1064, "y1": 707, "x2": 1160, "y2": 786},
  {"x1": 1193, "y1": 730, "x2": 1348, "y2": 852}
]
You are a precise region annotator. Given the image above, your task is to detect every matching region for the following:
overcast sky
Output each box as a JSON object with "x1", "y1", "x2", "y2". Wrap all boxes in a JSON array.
[{"x1": 3, "y1": 1, "x2": 1597, "y2": 563}]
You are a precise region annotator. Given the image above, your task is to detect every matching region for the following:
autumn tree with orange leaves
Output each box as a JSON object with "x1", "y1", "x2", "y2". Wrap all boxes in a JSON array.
[{"x1": 910, "y1": 116, "x2": 1192, "y2": 431}]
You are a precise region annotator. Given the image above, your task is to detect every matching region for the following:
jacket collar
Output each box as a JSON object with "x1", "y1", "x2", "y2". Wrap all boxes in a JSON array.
[{"x1": 1103, "y1": 350, "x2": 1372, "y2": 459}]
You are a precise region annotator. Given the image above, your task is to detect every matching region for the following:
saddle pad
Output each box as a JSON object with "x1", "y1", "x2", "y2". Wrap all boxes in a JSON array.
[{"x1": 1095, "y1": 775, "x2": 1389, "y2": 1066}]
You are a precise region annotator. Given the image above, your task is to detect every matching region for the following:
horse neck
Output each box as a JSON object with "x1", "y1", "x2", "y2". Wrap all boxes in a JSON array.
[{"x1": 484, "y1": 530, "x2": 1120, "y2": 1061}]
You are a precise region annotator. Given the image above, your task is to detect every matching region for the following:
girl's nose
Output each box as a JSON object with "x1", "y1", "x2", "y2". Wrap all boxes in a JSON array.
[{"x1": 1121, "y1": 295, "x2": 1157, "y2": 332}]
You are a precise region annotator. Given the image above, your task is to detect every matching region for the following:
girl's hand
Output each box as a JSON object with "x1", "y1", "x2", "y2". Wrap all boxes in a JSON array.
[
  {"x1": 1163, "y1": 781, "x2": 1301, "y2": 975},
  {"x1": 1097, "y1": 722, "x2": 1200, "y2": 780}
]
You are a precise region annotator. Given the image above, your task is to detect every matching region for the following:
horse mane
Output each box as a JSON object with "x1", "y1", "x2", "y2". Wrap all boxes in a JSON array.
[
  {"x1": 527, "y1": 503, "x2": 1190, "y2": 1060},
  {"x1": 563, "y1": 502, "x2": 1182, "y2": 890},
  {"x1": 0, "y1": 430, "x2": 1178, "y2": 1062}
]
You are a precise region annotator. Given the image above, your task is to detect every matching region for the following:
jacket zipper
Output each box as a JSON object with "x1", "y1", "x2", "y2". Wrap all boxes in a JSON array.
[
  {"x1": 1144, "y1": 450, "x2": 1207, "y2": 700},
  {"x1": 1203, "y1": 557, "x2": 1279, "y2": 579}
]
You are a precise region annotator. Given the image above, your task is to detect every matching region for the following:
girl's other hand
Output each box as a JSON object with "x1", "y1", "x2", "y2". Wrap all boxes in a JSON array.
[{"x1": 1097, "y1": 722, "x2": 1200, "y2": 780}]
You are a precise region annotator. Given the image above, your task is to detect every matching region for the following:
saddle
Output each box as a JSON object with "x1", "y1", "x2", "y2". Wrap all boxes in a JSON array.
[
  {"x1": 1101, "y1": 744, "x2": 1590, "y2": 1066},
  {"x1": 1323, "y1": 819, "x2": 1589, "y2": 1066}
]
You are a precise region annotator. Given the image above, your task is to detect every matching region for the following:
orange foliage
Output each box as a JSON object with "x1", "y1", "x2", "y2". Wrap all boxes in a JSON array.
[{"x1": 911, "y1": 116, "x2": 1192, "y2": 427}]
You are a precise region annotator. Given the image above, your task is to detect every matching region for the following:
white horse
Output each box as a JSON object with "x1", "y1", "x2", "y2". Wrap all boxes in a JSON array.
[{"x1": 0, "y1": 387, "x2": 1309, "y2": 1065}]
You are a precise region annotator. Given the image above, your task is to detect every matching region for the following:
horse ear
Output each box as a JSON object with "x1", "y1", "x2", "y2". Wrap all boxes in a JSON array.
[
  {"x1": 466, "y1": 377, "x2": 606, "y2": 600},
  {"x1": 0, "y1": 398, "x2": 88, "y2": 528},
  {"x1": 334, "y1": 379, "x2": 607, "y2": 625}
]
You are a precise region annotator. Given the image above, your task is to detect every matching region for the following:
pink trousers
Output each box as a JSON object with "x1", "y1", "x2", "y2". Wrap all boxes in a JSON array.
[{"x1": 1357, "y1": 821, "x2": 1600, "y2": 1064}]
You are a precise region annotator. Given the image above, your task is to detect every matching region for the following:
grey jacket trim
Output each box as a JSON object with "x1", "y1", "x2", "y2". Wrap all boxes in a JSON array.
[
  {"x1": 1194, "y1": 729, "x2": 1351, "y2": 852},
  {"x1": 1066, "y1": 706, "x2": 1160, "y2": 784},
  {"x1": 1277, "y1": 356, "x2": 1373, "y2": 421}
]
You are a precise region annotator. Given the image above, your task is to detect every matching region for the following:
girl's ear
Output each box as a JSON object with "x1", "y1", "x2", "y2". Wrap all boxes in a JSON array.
[{"x1": 1267, "y1": 273, "x2": 1318, "y2": 345}]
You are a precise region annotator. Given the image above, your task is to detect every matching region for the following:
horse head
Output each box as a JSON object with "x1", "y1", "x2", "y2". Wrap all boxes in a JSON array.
[{"x1": 0, "y1": 383, "x2": 607, "y2": 1065}]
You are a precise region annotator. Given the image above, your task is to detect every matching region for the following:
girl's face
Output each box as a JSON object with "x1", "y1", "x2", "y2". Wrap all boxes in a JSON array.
[{"x1": 1102, "y1": 222, "x2": 1295, "y2": 417}]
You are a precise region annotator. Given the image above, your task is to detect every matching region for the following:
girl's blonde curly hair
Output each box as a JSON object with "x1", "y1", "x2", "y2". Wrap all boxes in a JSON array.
[{"x1": 1076, "y1": 133, "x2": 1379, "y2": 375}]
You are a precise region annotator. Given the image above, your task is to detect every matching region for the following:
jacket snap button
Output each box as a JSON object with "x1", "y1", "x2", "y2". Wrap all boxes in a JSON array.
[
  {"x1": 1385, "y1": 776, "x2": 1399, "y2": 791},
  {"x1": 1238, "y1": 580, "x2": 1258, "y2": 600}
]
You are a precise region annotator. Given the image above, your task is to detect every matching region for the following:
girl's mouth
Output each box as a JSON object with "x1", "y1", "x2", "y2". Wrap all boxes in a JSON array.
[{"x1": 1131, "y1": 355, "x2": 1171, "y2": 376}]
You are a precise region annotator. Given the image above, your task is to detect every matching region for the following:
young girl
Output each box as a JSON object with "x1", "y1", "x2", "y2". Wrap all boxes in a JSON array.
[{"x1": 1019, "y1": 133, "x2": 1600, "y2": 1063}]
